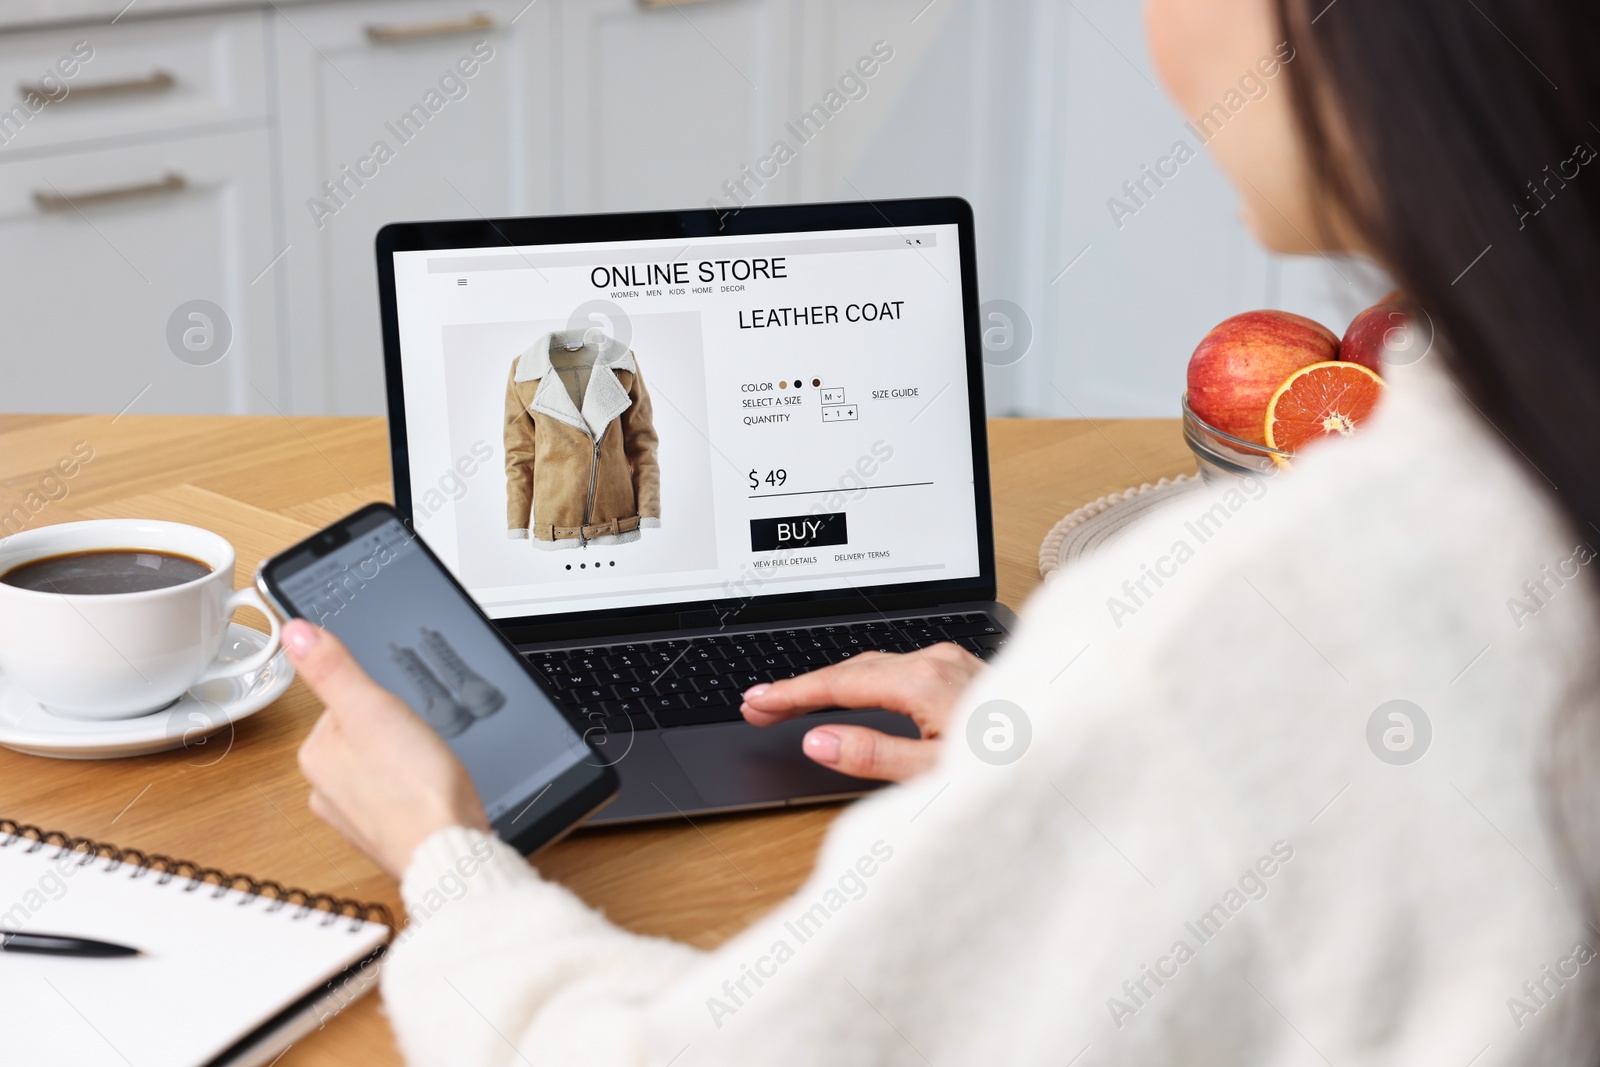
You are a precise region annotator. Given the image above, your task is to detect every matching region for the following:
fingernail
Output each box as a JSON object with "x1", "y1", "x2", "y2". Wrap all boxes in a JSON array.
[
  {"x1": 283, "y1": 619, "x2": 322, "y2": 656},
  {"x1": 804, "y1": 728, "x2": 841, "y2": 764},
  {"x1": 743, "y1": 683, "x2": 771, "y2": 700}
]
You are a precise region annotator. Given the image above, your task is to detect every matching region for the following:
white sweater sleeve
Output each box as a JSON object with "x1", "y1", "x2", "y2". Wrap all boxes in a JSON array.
[{"x1": 381, "y1": 826, "x2": 703, "y2": 1067}]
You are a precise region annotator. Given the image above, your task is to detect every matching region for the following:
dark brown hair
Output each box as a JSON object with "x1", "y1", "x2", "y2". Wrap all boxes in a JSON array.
[
  {"x1": 1275, "y1": 1, "x2": 1600, "y2": 512},
  {"x1": 1276, "y1": 0, "x2": 1600, "y2": 1051}
]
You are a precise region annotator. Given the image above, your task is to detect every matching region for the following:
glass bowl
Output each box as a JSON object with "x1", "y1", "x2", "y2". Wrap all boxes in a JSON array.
[{"x1": 1181, "y1": 393, "x2": 1294, "y2": 483}]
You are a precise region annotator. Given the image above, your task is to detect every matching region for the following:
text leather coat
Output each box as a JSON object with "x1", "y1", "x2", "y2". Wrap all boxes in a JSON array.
[{"x1": 504, "y1": 331, "x2": 661, "y2": 549}]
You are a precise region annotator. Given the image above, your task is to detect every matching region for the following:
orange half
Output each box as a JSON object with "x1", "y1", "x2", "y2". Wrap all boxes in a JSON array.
[{"x1": 1264, "y1": 361, "x2": 1385, "y2": 455}]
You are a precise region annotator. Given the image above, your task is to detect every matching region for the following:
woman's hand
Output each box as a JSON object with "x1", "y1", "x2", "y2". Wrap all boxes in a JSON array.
[
  {"x1": 739, "y1": 642, "x2": 985, "y2": 782},
  {"x1": 284, "y1": 619, "x2": 489, "y2": 879}
]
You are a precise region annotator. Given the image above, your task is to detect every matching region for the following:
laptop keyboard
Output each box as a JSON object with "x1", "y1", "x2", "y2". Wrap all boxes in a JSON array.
[{"x1": 524, "y1": 613, "x2": 1009, "y2": 735}]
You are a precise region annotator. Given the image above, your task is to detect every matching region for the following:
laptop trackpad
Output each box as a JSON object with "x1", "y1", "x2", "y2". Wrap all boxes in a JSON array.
[{"x1": 660, "y1": 710, "x2": 921, "y2": 809}]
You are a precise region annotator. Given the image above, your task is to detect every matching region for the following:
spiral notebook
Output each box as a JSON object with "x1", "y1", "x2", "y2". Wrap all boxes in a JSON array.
[{"x1": 0, "y1": 818, "x2": 394, "y2": 1067}]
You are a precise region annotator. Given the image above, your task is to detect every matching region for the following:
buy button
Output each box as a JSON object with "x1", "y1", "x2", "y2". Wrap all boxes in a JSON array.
[{"x1": 749, "y1": 513, "x2": 848, "y2": 552}]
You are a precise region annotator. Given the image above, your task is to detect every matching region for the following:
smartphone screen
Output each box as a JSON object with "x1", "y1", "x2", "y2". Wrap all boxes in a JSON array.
[{"x1": 260, "y1": 506, "x2": 613, "y2": 847}]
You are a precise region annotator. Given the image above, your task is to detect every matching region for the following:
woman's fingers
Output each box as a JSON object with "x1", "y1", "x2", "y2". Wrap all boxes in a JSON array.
[
  {"x1": 283, "y1": 619, "x2": 391, "y2": 721},
  {"x1": 741, "y1": 643, "x2": 981, "y2": 728},
  {"x1": 741, "y1": 644, "x2": 984, "y2": 783},
  {"x1": 801, "y1": 724, "x2": 939, "y2": 782},
  {"x1": 285, "y1": 617, "x2": 489, "y2": 877}
]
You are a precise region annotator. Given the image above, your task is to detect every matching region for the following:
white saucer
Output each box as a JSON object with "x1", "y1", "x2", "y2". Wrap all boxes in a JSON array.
[{"x1": 0, "y1": 624, "x2": 294, "y2": 760}]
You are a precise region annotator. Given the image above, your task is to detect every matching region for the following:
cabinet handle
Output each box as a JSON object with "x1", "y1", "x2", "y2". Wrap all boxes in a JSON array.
[
  {"x1": 19, "y1": 69, "x2": 176, "y2": 102},
  {"x1": 33, "y1": 171, "x2": 188, "y2": 213},
  {"x1": 365, "y1": 12, "x2": 494, "y2": 42}
]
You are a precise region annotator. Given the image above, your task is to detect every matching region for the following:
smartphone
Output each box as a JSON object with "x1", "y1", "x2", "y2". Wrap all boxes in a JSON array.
[{"x1": 256, "y1": 502, "x2": 618, "y2": 855}]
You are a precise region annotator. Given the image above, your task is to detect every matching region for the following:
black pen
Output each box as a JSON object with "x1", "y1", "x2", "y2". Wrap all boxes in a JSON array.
[{"x1": 0, "y1": 932, "x2": 142, "y2": 958}]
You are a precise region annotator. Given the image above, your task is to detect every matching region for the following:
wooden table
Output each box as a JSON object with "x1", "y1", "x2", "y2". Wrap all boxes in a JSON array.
[{"x1": 0, "y1": 414, "x2": 1193, "y2": 1065}]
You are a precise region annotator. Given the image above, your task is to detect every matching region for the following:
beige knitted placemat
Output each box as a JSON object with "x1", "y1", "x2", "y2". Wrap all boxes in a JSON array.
[{"x1": 1038, "y1": 474, "x2": 1203, "y2": 578}]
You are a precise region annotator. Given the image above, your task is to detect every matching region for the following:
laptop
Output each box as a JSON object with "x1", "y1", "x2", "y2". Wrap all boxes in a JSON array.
[{"x1": 374, "y1": 197, "x2": 1016, "y2": 824}]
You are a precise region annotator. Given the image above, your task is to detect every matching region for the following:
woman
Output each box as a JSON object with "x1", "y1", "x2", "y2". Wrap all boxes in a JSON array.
[{"x1": 285, "y1": 0, "x2": 1600, "y2": 1061}]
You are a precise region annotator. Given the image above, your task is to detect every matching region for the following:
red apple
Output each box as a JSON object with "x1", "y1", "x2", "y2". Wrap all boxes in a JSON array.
[
  {"x1": 1340, "y1": 292, "x2": 1408, "y2": 373},
  {"x1": 1187, "y1": 310, "x2": 1339, "y2": 446}
]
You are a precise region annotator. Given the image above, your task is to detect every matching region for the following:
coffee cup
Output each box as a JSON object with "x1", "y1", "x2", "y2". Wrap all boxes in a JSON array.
[{"x1": 0, "y1": 520, "x2": 282, "y2": 720}]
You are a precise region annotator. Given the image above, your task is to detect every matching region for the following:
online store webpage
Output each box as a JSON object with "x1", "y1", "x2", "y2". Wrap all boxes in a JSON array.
[{"x1": 391, "y1": 224, "x2": 981, "y2": 620}]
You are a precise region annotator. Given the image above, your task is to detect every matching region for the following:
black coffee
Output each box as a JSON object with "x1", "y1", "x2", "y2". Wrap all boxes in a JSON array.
[{"x1": 1, "y1": 549, "x2": 212, "y2": 595}]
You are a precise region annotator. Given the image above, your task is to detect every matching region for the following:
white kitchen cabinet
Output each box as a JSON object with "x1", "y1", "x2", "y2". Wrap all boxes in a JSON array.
[
  {"x1": 274, "y1": 0, "x2": 799, "y2": 415},
  {"x1": 0, "y1": 127, "x2": 282, "y2": 414},
  {"x1": 555, "y1": 0, "x2": 794, "y2": 214},
  {"x1": 0, "y1": 11, "x2": 268, "y2": 159},
  {"x1": 0, "y1": 9, "x2": 280, "y2": 416},
  {"x1": 273, "y1": 0, "x2": 555, "y2": 415},
  {"x1": 784, "y1": 0, "x2": 964, "y2": 204}
]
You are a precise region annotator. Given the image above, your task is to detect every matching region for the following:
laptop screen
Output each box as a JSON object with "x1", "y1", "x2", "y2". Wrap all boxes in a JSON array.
[{"x1": 389, "y1": 223, "x2": 982, "y2": 621}]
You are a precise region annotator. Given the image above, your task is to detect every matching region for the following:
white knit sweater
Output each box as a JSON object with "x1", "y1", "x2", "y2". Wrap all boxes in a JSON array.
[{"x1": 381, "y1": 357, "x2": 1600, "y2": 1066}]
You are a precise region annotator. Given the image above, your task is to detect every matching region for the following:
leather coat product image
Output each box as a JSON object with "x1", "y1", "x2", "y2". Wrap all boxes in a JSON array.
[{"x1": 504, "y1": 330, "x2": 661, "y2": 549}]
